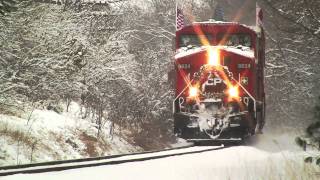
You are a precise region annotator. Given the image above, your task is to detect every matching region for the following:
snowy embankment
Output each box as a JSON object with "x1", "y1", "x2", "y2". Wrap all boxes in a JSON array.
[
  {"x1": 3, "y1": 131, "x2": 320, "y2": 180},
  {"x1": 0, "y1": 102, "x2": 142, "y2": 166}
]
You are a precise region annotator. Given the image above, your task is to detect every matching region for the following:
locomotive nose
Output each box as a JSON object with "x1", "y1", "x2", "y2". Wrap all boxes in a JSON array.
[{"x1": 208, "y1": 48, "x2": 220, "y2": 66}]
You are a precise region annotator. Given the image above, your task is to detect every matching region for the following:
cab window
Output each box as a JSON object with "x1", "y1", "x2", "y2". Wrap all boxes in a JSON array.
[
  {"x1": 179, "y1": 34, "x2": 213, "y2": 48},
  {"x1": 217, "y1": 33, "x2": 252, "y2": 47}
]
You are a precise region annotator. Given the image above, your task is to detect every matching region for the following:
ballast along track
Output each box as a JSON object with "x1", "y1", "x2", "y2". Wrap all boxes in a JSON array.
[{"x1": 0, "y1": 145, "x2": 225, "y2": 177}]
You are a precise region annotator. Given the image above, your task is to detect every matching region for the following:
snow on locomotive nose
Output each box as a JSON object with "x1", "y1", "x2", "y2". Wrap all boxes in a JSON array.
[{"x1": 173, "y1": 22, "x2": 265, "y2": 141}]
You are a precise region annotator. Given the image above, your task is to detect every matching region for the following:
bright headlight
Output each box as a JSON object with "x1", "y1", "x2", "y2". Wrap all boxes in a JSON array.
[
  {"x1": 208, "y1": 48, "x2": 220, "y2": 66},
  {"x1": 228, "y1": 86, "x2": 239, "y2": 98},
  {"x1": 189, "y1": 87, "x2": 198, "y2": 98}
]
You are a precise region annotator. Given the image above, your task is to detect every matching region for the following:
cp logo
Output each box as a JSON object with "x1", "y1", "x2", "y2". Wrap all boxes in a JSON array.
[{"x1": 212, "y1": 77, "x2": 223, "y2": 85}]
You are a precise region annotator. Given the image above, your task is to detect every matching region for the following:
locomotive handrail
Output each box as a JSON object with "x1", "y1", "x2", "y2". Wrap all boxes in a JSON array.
[{"x1": 172, "y1": 77, "x2": 194, "y2": 113}]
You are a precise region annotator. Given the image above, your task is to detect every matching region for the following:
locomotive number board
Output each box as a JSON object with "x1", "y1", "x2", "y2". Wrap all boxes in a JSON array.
[
  {"x1": 178, "y1": 64, "x2": 191, "y2": 69},
  {"x1": 237, "y1": 64, "x2": 251, "y2": 69}
]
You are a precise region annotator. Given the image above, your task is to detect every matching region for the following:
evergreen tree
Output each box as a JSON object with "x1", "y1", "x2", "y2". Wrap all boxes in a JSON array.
[
  {"x1": 306, "y1": 96, "x2": 320, "y2": 137},
  {"x1": 300, "y1": 96, "x2": 320, "y2": 164}
]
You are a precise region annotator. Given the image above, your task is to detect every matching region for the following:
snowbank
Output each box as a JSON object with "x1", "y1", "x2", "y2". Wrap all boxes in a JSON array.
[
  {"x1": 3, "y1": 138, "x2": 320, "y2": 180},
  {"x1": 0, "y1": 102, "x2": 142, "y2": 166}
]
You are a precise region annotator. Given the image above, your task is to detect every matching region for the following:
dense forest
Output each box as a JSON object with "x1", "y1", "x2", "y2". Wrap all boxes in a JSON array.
[{"x1": 0, "y1": 0, "x2": 320, "y2": 149}]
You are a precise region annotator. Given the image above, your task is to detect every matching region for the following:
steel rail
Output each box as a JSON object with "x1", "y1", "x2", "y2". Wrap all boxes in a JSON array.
[
  {"x1": 0, "y1": 145, "x2": 225, "y2": 177},
  {"x1": 0, "y1": 144, "x2": 194, "y2": 171}
]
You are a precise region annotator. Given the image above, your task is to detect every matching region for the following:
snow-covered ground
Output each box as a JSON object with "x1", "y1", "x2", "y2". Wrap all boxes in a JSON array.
[
  {"x1": 0, "y1": 102, "x2": 142, "y2": 166},
  {"x1": 1, "y1": 102, "x2": 319, "y2": 179},
  {"x1": 2, "y1": 131, "x2": 320, "y2": 180}
]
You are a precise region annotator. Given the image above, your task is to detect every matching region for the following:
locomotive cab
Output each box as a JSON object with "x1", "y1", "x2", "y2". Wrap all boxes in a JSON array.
[{"x1": 173, "y1": 21, "x2": 265, "y2": 141}]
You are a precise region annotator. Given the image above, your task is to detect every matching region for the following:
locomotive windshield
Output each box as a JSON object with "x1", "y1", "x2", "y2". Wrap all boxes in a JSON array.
[
  {"x1": 217, "y1": 33, "x2": 252, "y2": 47},
  {"x1": 179, "y1": 33, "x2": 252, "y2": 48},
  {"x1": 179, "y1": 34, "x2": 213, "y2": 48}
]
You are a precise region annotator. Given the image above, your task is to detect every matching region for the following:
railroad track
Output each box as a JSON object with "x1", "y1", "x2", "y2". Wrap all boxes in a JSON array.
[{"x1": 0, "y1": 144, "x2": 225, "y2": 177}]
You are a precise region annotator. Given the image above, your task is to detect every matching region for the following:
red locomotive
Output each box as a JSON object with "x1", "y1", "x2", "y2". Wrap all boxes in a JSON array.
[{"x1": 173, "y1": 18, "x2": 265, "y2": 142}]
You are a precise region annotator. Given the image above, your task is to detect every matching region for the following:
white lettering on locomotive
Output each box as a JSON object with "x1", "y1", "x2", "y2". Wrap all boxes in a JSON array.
[
  {"x1": 178, "y1": 64, "x2": 191, "y2": 69},
  {"x1": 237, "y1": 64, "x2": 251, "y2": 69},
  {"x1": 213, "y1": 78, "x2": 222, "y2": 85},
  {"x1": 206, "y1": 77, "x2": 223, "y2": 86}
]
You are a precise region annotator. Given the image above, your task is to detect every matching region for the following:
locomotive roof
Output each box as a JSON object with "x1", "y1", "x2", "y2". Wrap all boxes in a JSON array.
[{"x1": 177, "y1": 21, "x2": 259, "y2": 34}]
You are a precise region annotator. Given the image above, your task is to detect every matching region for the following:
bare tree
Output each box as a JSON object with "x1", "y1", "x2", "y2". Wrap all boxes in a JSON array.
[{"x1": 257, "y1": 0, "x2": 320, "y2": 129}]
